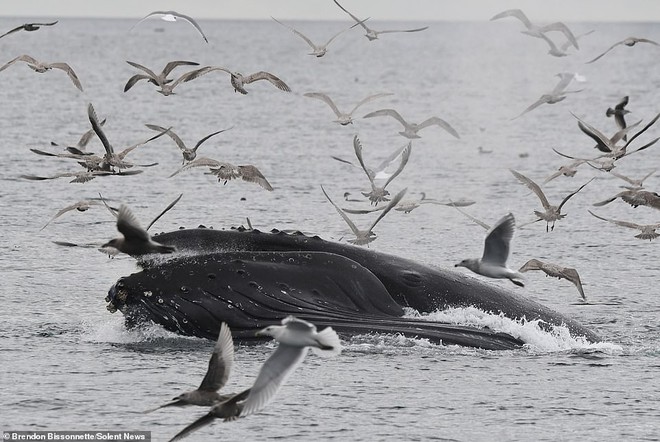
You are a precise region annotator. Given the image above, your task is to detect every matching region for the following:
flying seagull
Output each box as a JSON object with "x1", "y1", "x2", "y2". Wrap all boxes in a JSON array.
[
  {"x1": 588, "y1": 210, "x2": 660, "y2": 241},
  {"x1": 0, "y1": 21, "x2": 58, "y2": 39},
  {"x1": 132, "y1": 11, "x2": 209, "y2": 43},
  {"x1": 101, "y1": 204, "x2": 176, "y2": 256},
  {"x1": 0, "y1": 54, "x2": 83, "y2": 91},
  {"x1": 606, "y1": 96, "x2": 630, "y2": 140},
  {"x1": 586, "y1": 37, "x2": 659, "y2": 64},
  {"x1": 193, "y1": 66, "x2": 291, "y2": 95},
  {"x1": 363, "y1": 108, "x2": 459, "y2": 139},
  {"x1": 510, "y1": 169, "x2": 593, "y2": 231},
  {"x1": 455, "y1": 213, "x2": 525, "y2": 287},
  {"x1": 512, "y1": 72, "x2": 582, "y2": 120},
  {"x1": 489, "y1": 9, "x2": 579, "y2": 49},
  {"x1": 333, "y1": 0, "x2": 428, "y2": 41},
  {"x1": 271, "y1": 16, "x2": 361, "y2": 57},
  {"x1": 322, "y1": 185, "x2": 406, "y2": 245},
  {"x1": 124, "y1": 61, "x2": 210, "y2": 96},
  {"x1": 169, "y1": 157, "x2": 273, "y2": 191},
  {"x1": 518, "y1": 259, "x2": 586, "y2": 301},
  {"x1": 304, "y1": 92, "x2": 393, "y2": 125},
  {"x1": 352, "y1": 135, "x2": 411, "y2": 205},
  {"x1": 145, "y1": 124, "x2": 232, "y2": 164}
]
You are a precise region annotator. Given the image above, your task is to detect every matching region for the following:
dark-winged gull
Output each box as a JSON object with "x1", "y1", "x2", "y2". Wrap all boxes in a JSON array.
[{"x1": 518, "y1": 259, "x2": 586, "y2": 301}]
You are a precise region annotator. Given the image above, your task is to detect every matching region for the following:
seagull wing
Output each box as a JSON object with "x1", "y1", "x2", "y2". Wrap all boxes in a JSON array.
[
  {"x1": 162, "y1": 60, "x2": 200, "y2": 77},
  {"x1": 511, "y1": 96, "x2": 549, "y2": 120},
  {"x1": 169, "y1": 156, "x2": 222, "y2": 177},
  {"x1": 242, "y1": 71, "x2": 291, "y2": 92},
  {"x1": 348, "y1": 93, "x2": 393, "y2": 116},
  {"x1": 271, "y1": 16, "x2": 317, "y2": 50},
  {"x1": 48, "y1": 62, "x2": 83, "y2": 91},
  {"x1": 381, "y1": 142, "x2": 411, "y2": 190},
  {"x1": 193, "y1": 127, "x2": 232, "y2": 151},
  {"x1": 366, "y1": 187, "x2": 407, "y2": 233},
  {"x1": 363, "y1": 108, "x2": 408, "y2": 127},
  {"x1": 588, "y1": 210, "x2": 643, "y2": 230},
  {"x1": 561, "y1": 268, "x2": 586, "y2": 300},
  {"x1": 321, "y1": 185, "x2": 362, "y2": 237},
  {"x1": 199, "y1": 323, "x2": 234, "y2": 392},
  {"x1": 0, "y1": 54, "x2": 39, "y2": 72},
  {"x1": 171, "y1": 11, "x2": 209, "y2": 43},
  {"x1": 124, "y1": 74, "x2": 151, "y2": 92},
  {"x1": 126, "y1": 60, "x2": 159, "y2": 80},
  {"x1": 585, "y1": 40, "x2": 624, "y2": 64},
  {"x1": 482, "y1": 212, "x2": 515, "y2": 266},
  {"x1": 518, "y1": 258, "x2": 544, "y2": 273},
  {"x1": 237, "y1": 165, "x2": 273, "y2": 191},
  {"x1": 374, "y1": 26, "x2": 429, "y2": 35},
  {"x1": 87, "y1": 103, "x2": 114, "y2": 155},
  {"x1": 0, "y1": 25, "x2": 25, "y2": 39},
  {"x1": 304, "y1": 92, "x2": 342, "y2": 118},
  {"x1": 489, "y1": 9, "x2": 533, "y2": 29},
  {"x1": 145, "y1": 193, "x2": 182, "y2": 232},
  {"x1": 540, "y1": 22, "x2": 579, "y2": 49},
  {"x1": 145, "y1": 124, "x2": 187, "y2": 151},
  {"x1": 353, "y1": 135, "x2": 376, "y2": 185},
  {"x1": 557, "y1": 178, "x2": 594, "y2": 211},
  {"x1": 572, "y1": 113, "x2": 613, "y2": 152},
  {"x1": 116, "y1": 205, "x2": 150, "y2": 242},
  {"x1": 240, "y1": 344, "x2": 309, "y2": 417},
  {"x1": 333, "y1": 0, "x2": 370, "y2": 32},
  {"x1": 510, "y1": 169, "x2": 552, "y2": 210},
  {"x1": 450, "y1": 203, "x2": 491, "y2": 230},
  {"x1": 417, "y1": 117, "x2": 460, "y2": 138}
]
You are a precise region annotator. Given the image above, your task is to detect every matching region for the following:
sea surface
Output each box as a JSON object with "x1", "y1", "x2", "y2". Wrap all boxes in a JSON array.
[{"x1": 1, "y1": 16, "x2": 659, "y2": 442}]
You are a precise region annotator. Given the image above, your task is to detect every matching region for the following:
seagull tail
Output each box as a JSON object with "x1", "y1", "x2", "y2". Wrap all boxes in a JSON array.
[{"x1": 311, "y1": 326, "x2": 342, "y2": 357}]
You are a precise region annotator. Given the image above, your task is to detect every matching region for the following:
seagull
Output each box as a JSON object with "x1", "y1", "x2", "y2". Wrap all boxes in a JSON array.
[
  {"x1": 449, "y1": 204, "x2": 492, "y2": 230},
  {"x1": 343, "y1": 193, "x2": 475, "y2": 214},
  {"x1": 606, "y1": 96, "x2": 630, "y2": 140},
  {"x1": 332, "y1": 142, "x2": 408, "y2": 181},
  {"x1": 168, "y1": 316, "x2": 341, "y2": 441},
  {"x1": 0, "y1": 54, "x2": 83, "y2": 91},
  {"x1": 455, "y1": 213, "x2": 525, "y2": 287},
  {"x1": 124, "y1": 60, "x2": 199, "y2": 88},
  {"x1": 304, "y1": 92, "x2": 393, "y2": 125},
  {"x1": 87, "y1": 103, "x2": 168, "y2": 171},
  {"x1": 352, "y1": 136, "x2": 411, "y2": 205},
  {"x1": 101, "y1": 204, "x2": 176, "y2": 256},
  {"x1": 169, "y1": 157, "x2": 273, "y2": 191},
  {"x1": 145, "y1": 323, "x2": 249, "y2": 412},
  {"x1": 194, "y1": 66, "x2": 291, "y2": 95},
  {"x1": 609, "y1": 169, "x2": 656, "y2": 191},
  {"x1": 333, "y1": 0, "x2": 428, "y2": 41},
  {"x1": 132, "y1": 11, "x2": 208, "y2": 43},
  {"x1": 0, "y1": 21, "x2": 58, "y2": 39},
  {"x1": 518, "y1": 259, "x2": 586, "y2": 301},
  {"x1": 592, "y1": 189, "x2": 660, "y2": 210},
  {"x1": 21, "y1": 169, "x2": 144, "y2": 184},
  {"x1": 321, "y1": 185, "x2": 406, "y2": 245},
  {"x1": 588, "y1": 210, "x2": 660, "y2": 241},
  {"x1": 363, "y1": 108, "x2": 459, "y2": 139},
  {"x1": 572, "y1": 111, "x2": 660, "y2": 159},
  {"x1": 510, "y1": 169, "x2": 593, "y2": 231},
  {"x1": 145, "y1": 124, "x2": 232, "y2": 164},
  {"x1": 543, "y1": 160, "x2": 587, "y2": 184},
  {"x1": 490, "y1": 9, "x2": 579, "y2": 49},
  {"x1": 40, "y1": 200, "x2": 107, "y2": 230},
  {"x1": 271, "y1": 16, "x2": 360, "y2": 57},
  {"x1": 124, "y1": 61, "x2": 210, "y2": 96},
  {"x1": 586, "y1": 37, "x2": 659, "y2": 64},
  {"x1": 551, "y1": 148, "x2": 617, "y2": 173},
  {"x1": 511, "y1": 72, "x2": 582, "y2": 120}
]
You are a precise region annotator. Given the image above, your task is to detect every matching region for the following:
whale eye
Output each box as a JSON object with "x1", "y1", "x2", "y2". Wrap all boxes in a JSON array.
[
  {"x1": 401, "y1": 270, "x2": 423, "y2": 287},
  {"x1": 207, "y1": 273, "x2": 217, "y2": 280}
]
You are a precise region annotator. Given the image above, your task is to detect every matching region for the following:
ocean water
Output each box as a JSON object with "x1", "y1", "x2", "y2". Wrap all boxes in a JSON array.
[{"x1": 1, "y1": 16, "x2": 660, "y2": 441}]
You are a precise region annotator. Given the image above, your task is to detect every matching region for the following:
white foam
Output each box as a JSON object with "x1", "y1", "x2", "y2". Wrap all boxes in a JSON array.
[
  {"x1": 80, "y1": 316, "x2": 185, "y2": 344},
  {"x1": 402, "y1": 306, "x2": 623, "y2": 354}
]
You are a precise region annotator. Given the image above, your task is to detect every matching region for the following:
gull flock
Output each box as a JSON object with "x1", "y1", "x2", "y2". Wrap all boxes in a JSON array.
[{"x1": 5, "y1": 3, "x2": 660, "y2": 439}]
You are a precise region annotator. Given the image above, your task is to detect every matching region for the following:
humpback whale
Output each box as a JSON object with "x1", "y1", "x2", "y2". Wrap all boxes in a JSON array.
[{"x1": 105, "y1": 227, "x2": 600, "y2": 350}]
